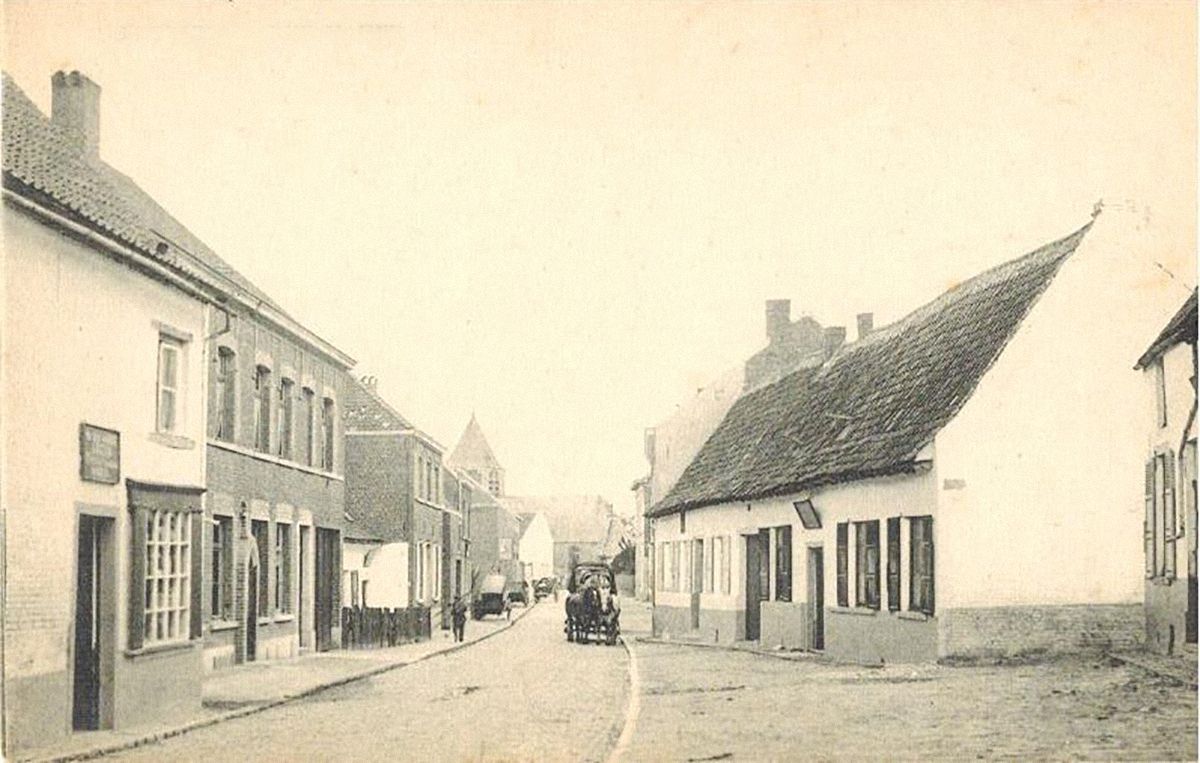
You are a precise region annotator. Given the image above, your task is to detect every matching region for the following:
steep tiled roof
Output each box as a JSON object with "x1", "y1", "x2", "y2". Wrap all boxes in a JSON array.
[
  {"x1": 1136, "y1": 289, "x2": 1197, "y2": 369},
  {"x1": 650, "y1": 223, "x2": 1091, "y2": 516},
  {"x1": 344, "y1": 378, "x2": 414, "y2": 432},
  {"x1": 447, "y1": 415, "x2": 503, "y2": 473}
]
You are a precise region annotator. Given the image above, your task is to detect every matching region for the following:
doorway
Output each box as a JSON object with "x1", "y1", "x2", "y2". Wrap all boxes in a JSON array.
[
  {"x1": 73, "y1": 515, "x2": 112, "y2": 731},
  {"x1": 690, "y1": 539, "x2": 704, "y2": 630},
  {"x1": 807, "y1": 546, "x2": 825, "y2": 651},
  {"x1": 315, "y1": 528, "x2": 340, "y2": 651},
  {"x1": 744, "y1": 530, "x2": 769, "y2": 641},
  {"x1": 246, "y1": 553, "x2": 258, "y2": 662},
  {"x1": 299, "y1": 525, "x2": 310, "y2": 649}
]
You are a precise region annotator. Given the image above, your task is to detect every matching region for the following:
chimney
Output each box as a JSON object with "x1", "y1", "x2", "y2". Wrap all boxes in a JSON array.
[
  {"x1": 51, "y1": 71, "x2": 101, "y2": 158},
  {"x1": 823, "y1": 326, "x2": 846, "y2": 359},
  {"x1": 856, "y1": 313, "x2": 874, "y2": 340},
  {"x1": 765, "y1": 300, "x2": 791, "y2": 344}
]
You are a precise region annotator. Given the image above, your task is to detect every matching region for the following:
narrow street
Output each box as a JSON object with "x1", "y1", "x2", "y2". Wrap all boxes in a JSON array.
[{"x1": 109, "y1": 602, "x2": 629, "y2": 762}]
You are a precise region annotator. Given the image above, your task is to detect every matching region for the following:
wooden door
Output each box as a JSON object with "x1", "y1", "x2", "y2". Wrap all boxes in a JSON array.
[
  {"x1": 72, "y1": 516, "x2": 101, "y2": 730},
  {"x1": 315, "y1": 528, "x2": 339, "y2": 651},
  {"x1": 690, "y1": 539, "x2": 704, "y2": 630},
  {"x1": 807, "y1": 546, "x2": 825, "y2": 651},
  {"x1": 299, "y1": 525, "x2": 310, "y2": 649},
  {"x1": 744, "y1": 531, "x2": 768, "y2": 641},
  {"x1": 246, "y1": 555, "x2": 258, "y2": 662}
]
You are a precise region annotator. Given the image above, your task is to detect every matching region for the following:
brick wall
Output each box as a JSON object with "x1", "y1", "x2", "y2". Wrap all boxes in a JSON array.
[
  {"x1": 344, "y1": 434, "x2": 407, "y2": 541},
  {"x1": 939, "y1": 604, "x2": 1144, "y2": 661}
]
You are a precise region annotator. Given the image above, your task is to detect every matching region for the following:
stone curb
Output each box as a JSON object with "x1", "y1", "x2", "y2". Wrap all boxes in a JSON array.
[
  {"x1": 24, "y1": 602, "x2": 538, "y2": 763},
  {"x1": 1106, "y1": 651, "x2": 1199, "y2": 689}
]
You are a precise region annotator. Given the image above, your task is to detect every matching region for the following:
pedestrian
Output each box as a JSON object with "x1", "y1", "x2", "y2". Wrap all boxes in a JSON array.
[
  {"x1": 451, "y1": 595, "x2": 468, "y2": 643},
  {"x1": 504, "y1": 597, "x2": 512, "y2": 622}
]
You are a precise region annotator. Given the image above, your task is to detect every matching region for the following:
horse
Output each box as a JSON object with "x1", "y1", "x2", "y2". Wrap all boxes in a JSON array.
[{"x1": 564, "y1": 585, "x2": 601, "y2": 642}]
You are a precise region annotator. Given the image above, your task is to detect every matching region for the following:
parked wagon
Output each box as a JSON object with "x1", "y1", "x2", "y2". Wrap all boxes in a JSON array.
[
  {"x1": 564, "y1": 562, "x2": 620, "y2": 645},
  {"x1": 473, "y1": 573, "x2": 507, "y2": 619}
]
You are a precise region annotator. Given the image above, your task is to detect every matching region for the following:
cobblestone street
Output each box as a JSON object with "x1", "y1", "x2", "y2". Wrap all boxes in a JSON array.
[{"x1": 627, "y1": 639, "x2": 1197, "y2": 762}]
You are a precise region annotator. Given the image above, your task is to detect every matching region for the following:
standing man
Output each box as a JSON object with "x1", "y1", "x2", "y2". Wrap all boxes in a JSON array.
[{"x1": 451, "y1": 595, "x2": 468, "y2": 643}]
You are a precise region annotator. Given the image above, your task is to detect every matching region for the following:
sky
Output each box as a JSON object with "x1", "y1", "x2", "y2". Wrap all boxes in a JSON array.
[{"x1": 4, "y1": 1, "x2": 1196, "y2": 513}]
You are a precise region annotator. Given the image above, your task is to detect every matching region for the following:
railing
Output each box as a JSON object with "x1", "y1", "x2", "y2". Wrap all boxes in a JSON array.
[{"x1": 341, "y1": 606, "x2": 431, "y2": 649}]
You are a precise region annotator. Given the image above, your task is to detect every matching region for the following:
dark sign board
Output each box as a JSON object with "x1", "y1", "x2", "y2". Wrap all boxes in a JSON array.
[
  {"x1": 80, "y1": 424, "x2": 120, "y2": 484},
  {"x1": 793, "y1": 499, "x2": 820, "y2": 529}
]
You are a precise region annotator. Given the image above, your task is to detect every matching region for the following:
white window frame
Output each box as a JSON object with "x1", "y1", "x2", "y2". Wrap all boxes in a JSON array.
[
  {"x1": 143, "y1": 508, "x2": 192, "y2": 646},
  {"x1": 156, "y1": 336, "x2": 185, "y2": 434}
]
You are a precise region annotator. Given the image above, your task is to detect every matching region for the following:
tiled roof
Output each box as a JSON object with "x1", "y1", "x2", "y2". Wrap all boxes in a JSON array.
[
  {"x1": 1135, "y1": 289, "x2": 1197, "y2": 369},
  {"x1": 2, "y1": 72, "x2": 353, "y2": 367},
  {"x1": 650, "y1": 223, "x2": 1092, "y2": 516},
  {"x1": 344, "y1": 378, "x2": 414, "y2": 432}
]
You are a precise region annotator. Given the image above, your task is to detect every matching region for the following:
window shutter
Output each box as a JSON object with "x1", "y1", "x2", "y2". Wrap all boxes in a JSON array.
[
  {"x1": 128, "y1": 504, "x2": 148, "y2": 651},
  {"x1": 1165, "y1": 452, "x2": 1177, "y2": 579},
  {"x1": 191, "y1": 511, "x2": 204, "y2": 638},
  {"x1": 1144, "y1": 458, "x2": 1156, "y2": 579}
]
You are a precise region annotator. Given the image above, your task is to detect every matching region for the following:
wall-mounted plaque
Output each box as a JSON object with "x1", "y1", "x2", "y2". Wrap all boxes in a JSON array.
[
  {"x1": 80, "y1": 424, "x2": 120, "y2": 484},
  {"x1": 793, "y1": 499, "x2": 821, "y2": 529}
]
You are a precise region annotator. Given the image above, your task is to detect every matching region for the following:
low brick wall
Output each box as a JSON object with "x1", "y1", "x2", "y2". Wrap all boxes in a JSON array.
[
  {"x1": 652, "y1": 604, "x2": 741, "y2": 643},
  {"x1": 939, "y1": 603, "x2": 1143, "y2": 661}
]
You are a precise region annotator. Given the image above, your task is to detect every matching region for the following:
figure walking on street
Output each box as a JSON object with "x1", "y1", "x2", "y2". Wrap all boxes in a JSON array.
[{"x1": 451, "y1": 595, "x2": 468, "y2": 643}]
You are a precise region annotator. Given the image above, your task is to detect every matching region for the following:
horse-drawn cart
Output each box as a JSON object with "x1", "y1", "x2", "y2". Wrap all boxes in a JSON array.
[{"x1": 564, "y1": 561, "x2": 621, "y2": 645}]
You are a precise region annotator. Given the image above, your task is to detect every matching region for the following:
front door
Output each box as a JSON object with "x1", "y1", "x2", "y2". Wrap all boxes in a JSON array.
[
  {"x1": 315, "y1": 528, "x2": 339, "y2": 651},
  {"x1": 807, "y1": 546, "x2": 825, "y2": 651},
  {"x1": 73, "y1": 516, "x2": 108, "y2": 730},
  {"x1": 299, "y1": 525, "x2": 310, "y2": 649},
  {"x1": 246, "y1": 555, "x2": 258, "y2": 662},
  {"x1": 690, "y1": 539, "x2": 704, "y2": 630},
  {"x1": 744, "y1": 531, "x2": 768, "y2": 640}
]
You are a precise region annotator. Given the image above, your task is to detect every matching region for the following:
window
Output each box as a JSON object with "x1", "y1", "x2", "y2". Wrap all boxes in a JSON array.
[
  {"x1": 855, "y1": 520, "x2": 880, "y2": 609},
  {"x1": 909, "y1": 516, "x2": 934, "y2": 615},
  {"x1": 886, "y1": 517, "x2": 901, "y2": 612},
  {"x1": 277, "y1": 379, "x2": 294, "y2": 460},
  {"x1": 321, "y1": 398, "x2": 335, "y2": 471},
  {"x1": 157, "y1": 336, "x2": 184, "y2": 433},
  {"x1": 704, "y1": 538, "x2": 715, "y2": 593},
  {"x1": 302, "y1": 388, "x2": 316, "y2": 466},
  {"x1": 671, "y1": 542, "x2": 681, "y2": 591},
  {"x1": 720, "y1": 536, "x2": 731, "y2": 594},
  {"x1": 214, "y1": 347, "x2": 237, "y2": 442},
  {"x1": 836, "y1": 522, "x2": 849, "y2": 607},
  {"x1": 210, "y1": 516, "x2": 233, "y2": 619},
  {"x1": 252, "y1": 520, "x2": 269, "y2": 615},
  {"x1": 774, "y1": 526, "x2": 792, "y2": 602},
  {"x1": 253, "y1": 366, "x2": 271, "y2": 453},
  {"x1": 142, "y1": 509, "x2": 192, "y2": 645},
  {"x1": 1155, "y1": 359, "x2": 1168, "y2": 428},
  {"x1": 657, "y1": 542, "x2": 666, "y2": 591},
  {"x1": 488, "y1": 471, "x2": 500, "y2": 495},
  {"x1": 349, "y1": 570, "x2": 360, "y2": 608},
  {"x1": 275, "y1": 523, "x2": 291, "y2": 613}
]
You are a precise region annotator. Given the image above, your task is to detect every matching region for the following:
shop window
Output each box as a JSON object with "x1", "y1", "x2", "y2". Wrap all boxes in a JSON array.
[
  {"x1": 909, "y1": 516, "x2": 935, "y2": 615},
  {"x1": 886, "y1": 517, "x2": 901, "y2": 612},
  {"x1": 855, "y1": 520, "x2": 880, "y2": 610},
  {"x1": 141, "y1": 509, "x2": 192, "y2": 645}
]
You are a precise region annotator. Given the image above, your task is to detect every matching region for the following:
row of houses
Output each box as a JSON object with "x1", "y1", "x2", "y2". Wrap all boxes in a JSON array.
[
  {"x1": 635, "y1": 210, "x2": 1196, "y2": 664},
  {"x1": 0, "y1": 69, "x2": 616, "y2": 756}
]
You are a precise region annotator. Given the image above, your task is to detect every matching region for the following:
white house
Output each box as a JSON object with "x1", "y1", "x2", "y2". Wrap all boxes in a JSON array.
[
  {"x1": 1135, "y1": 290, "x2": 1198, "y2": 655},
  {"x1": 649, "y1": 211, "x2": 1181, "y2": 663},
  {"x1": 517, "y1": 512, "x2": 555, "y2": 581}
]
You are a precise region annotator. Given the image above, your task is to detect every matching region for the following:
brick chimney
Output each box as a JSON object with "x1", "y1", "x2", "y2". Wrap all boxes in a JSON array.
[
  {"x1": 823, "y1": 326, "x2": 846, "y2": 359},
  {"x1": 51, "y1": 71, "x2": 101, "y2": 158},
  {"x1": 856, "y1": 312, "x2": 874, "y2": 340},
  {"x1": 765, "y1": 300, "x2": 791, "y2": 344}
]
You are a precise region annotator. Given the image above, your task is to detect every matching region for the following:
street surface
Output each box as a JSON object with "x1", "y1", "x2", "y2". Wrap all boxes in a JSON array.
[{"x1": 108, "y1": 601, "x2": 1196, "y2": 762}]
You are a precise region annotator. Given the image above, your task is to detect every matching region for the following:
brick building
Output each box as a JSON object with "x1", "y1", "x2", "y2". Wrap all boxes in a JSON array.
[{"x1": 343, "y1": 378, "x2": 449, "y2": 635}]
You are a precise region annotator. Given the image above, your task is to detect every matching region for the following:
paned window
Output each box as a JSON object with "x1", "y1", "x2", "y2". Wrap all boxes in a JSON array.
[
  {"x1": 210, "y1": 516, "x2": 233, "y2": 619},
  {"x1": 277, "y1": 379, "x2": 294, "y2": 460},
  {"x1": 855, "y1": 520, "x2": 880, "y2": 609},
  {"x1": 909, "y1": 516, "x2": 935, "y2": 615},
  {"x1": 214, "y1": 347, "x2": 236, "y2": 441},
  {"x1": 720, "y1": 536, "x2": 731, "y2": 594},
  {"x1": 157, "y1": 336, "x2": 184, "y2": 433},
  {"x1": 774, "y1": 525, "x2": 792, "y2": 602},
  {"x1": 275, "y1": 523, "x2": 291, "y2": 613},
  {"x1": 886, "y1": 517, "x2": 901, "y2": 612},
  {"x1": 835, "y1": 522, "x2": 849, "y2": 607},
  {"x1": 142, "y1": 509, "x2": 192, "y2": 645},
  {"x1": 704, "y1": 537, "x2": 715, "y2": 593},
  {"x1": 1155, "y1": 359, "x2": 1168, "y2": 428},
  {"x1": 253, "y1": 366, "x2": 271, "y2": 453},
  {"x1": 252, "y1": 520, "x2": 269, "y2": 614},
  {"x1": 302, "y1": 388, "x2": 316, "y2": 466},
  {"x1": 321, "y1": 398, "x2": 335, "y2": 471}
]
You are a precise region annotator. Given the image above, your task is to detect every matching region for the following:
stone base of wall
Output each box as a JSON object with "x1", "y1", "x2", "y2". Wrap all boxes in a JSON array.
[
  {"x1": 652, "y1": 604, "x2": 741, "y2": 643},
  {"x1": 939, "y1": 603, "x2": 1143, "y2": 661},
  {"x1": 825, "y1": 608, "x2": 938, "y2": 664},
  {"x1": 760, "y1": 601, "x2": 810, "y2": 650},
  {"x1": 5, "y1": 669, "x2": 69, "y2": 753},
  {"x1": 1145, "y1": 579, "x2": 1192, "y2": 655}
]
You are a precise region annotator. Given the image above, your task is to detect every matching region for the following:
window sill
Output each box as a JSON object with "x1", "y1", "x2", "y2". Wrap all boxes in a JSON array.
[
  {"x1": 125, "y1": 638, "x2": 197, "y2": 660},
  {"x1": 274, "y1": 613, "x2": 295, "y2": 623},
  {"x1": 257, "y1": 617, "x2": 274, "y2": 626},
  {"x1": 149, "y1": 431, "x2": 196, "y2": 450},
  {"x1": 897, "y1": 610, "x2": 931, "y2": 622},
  {"x1": 1150, "y1": 576, "x2": 1177, "y2": 587},
  {"x1": 830, "y1": 606, "x2": 878, "y2": 617},
  {"x1": 208, "y1": 619, "x2": 239, "y2": 633}
]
